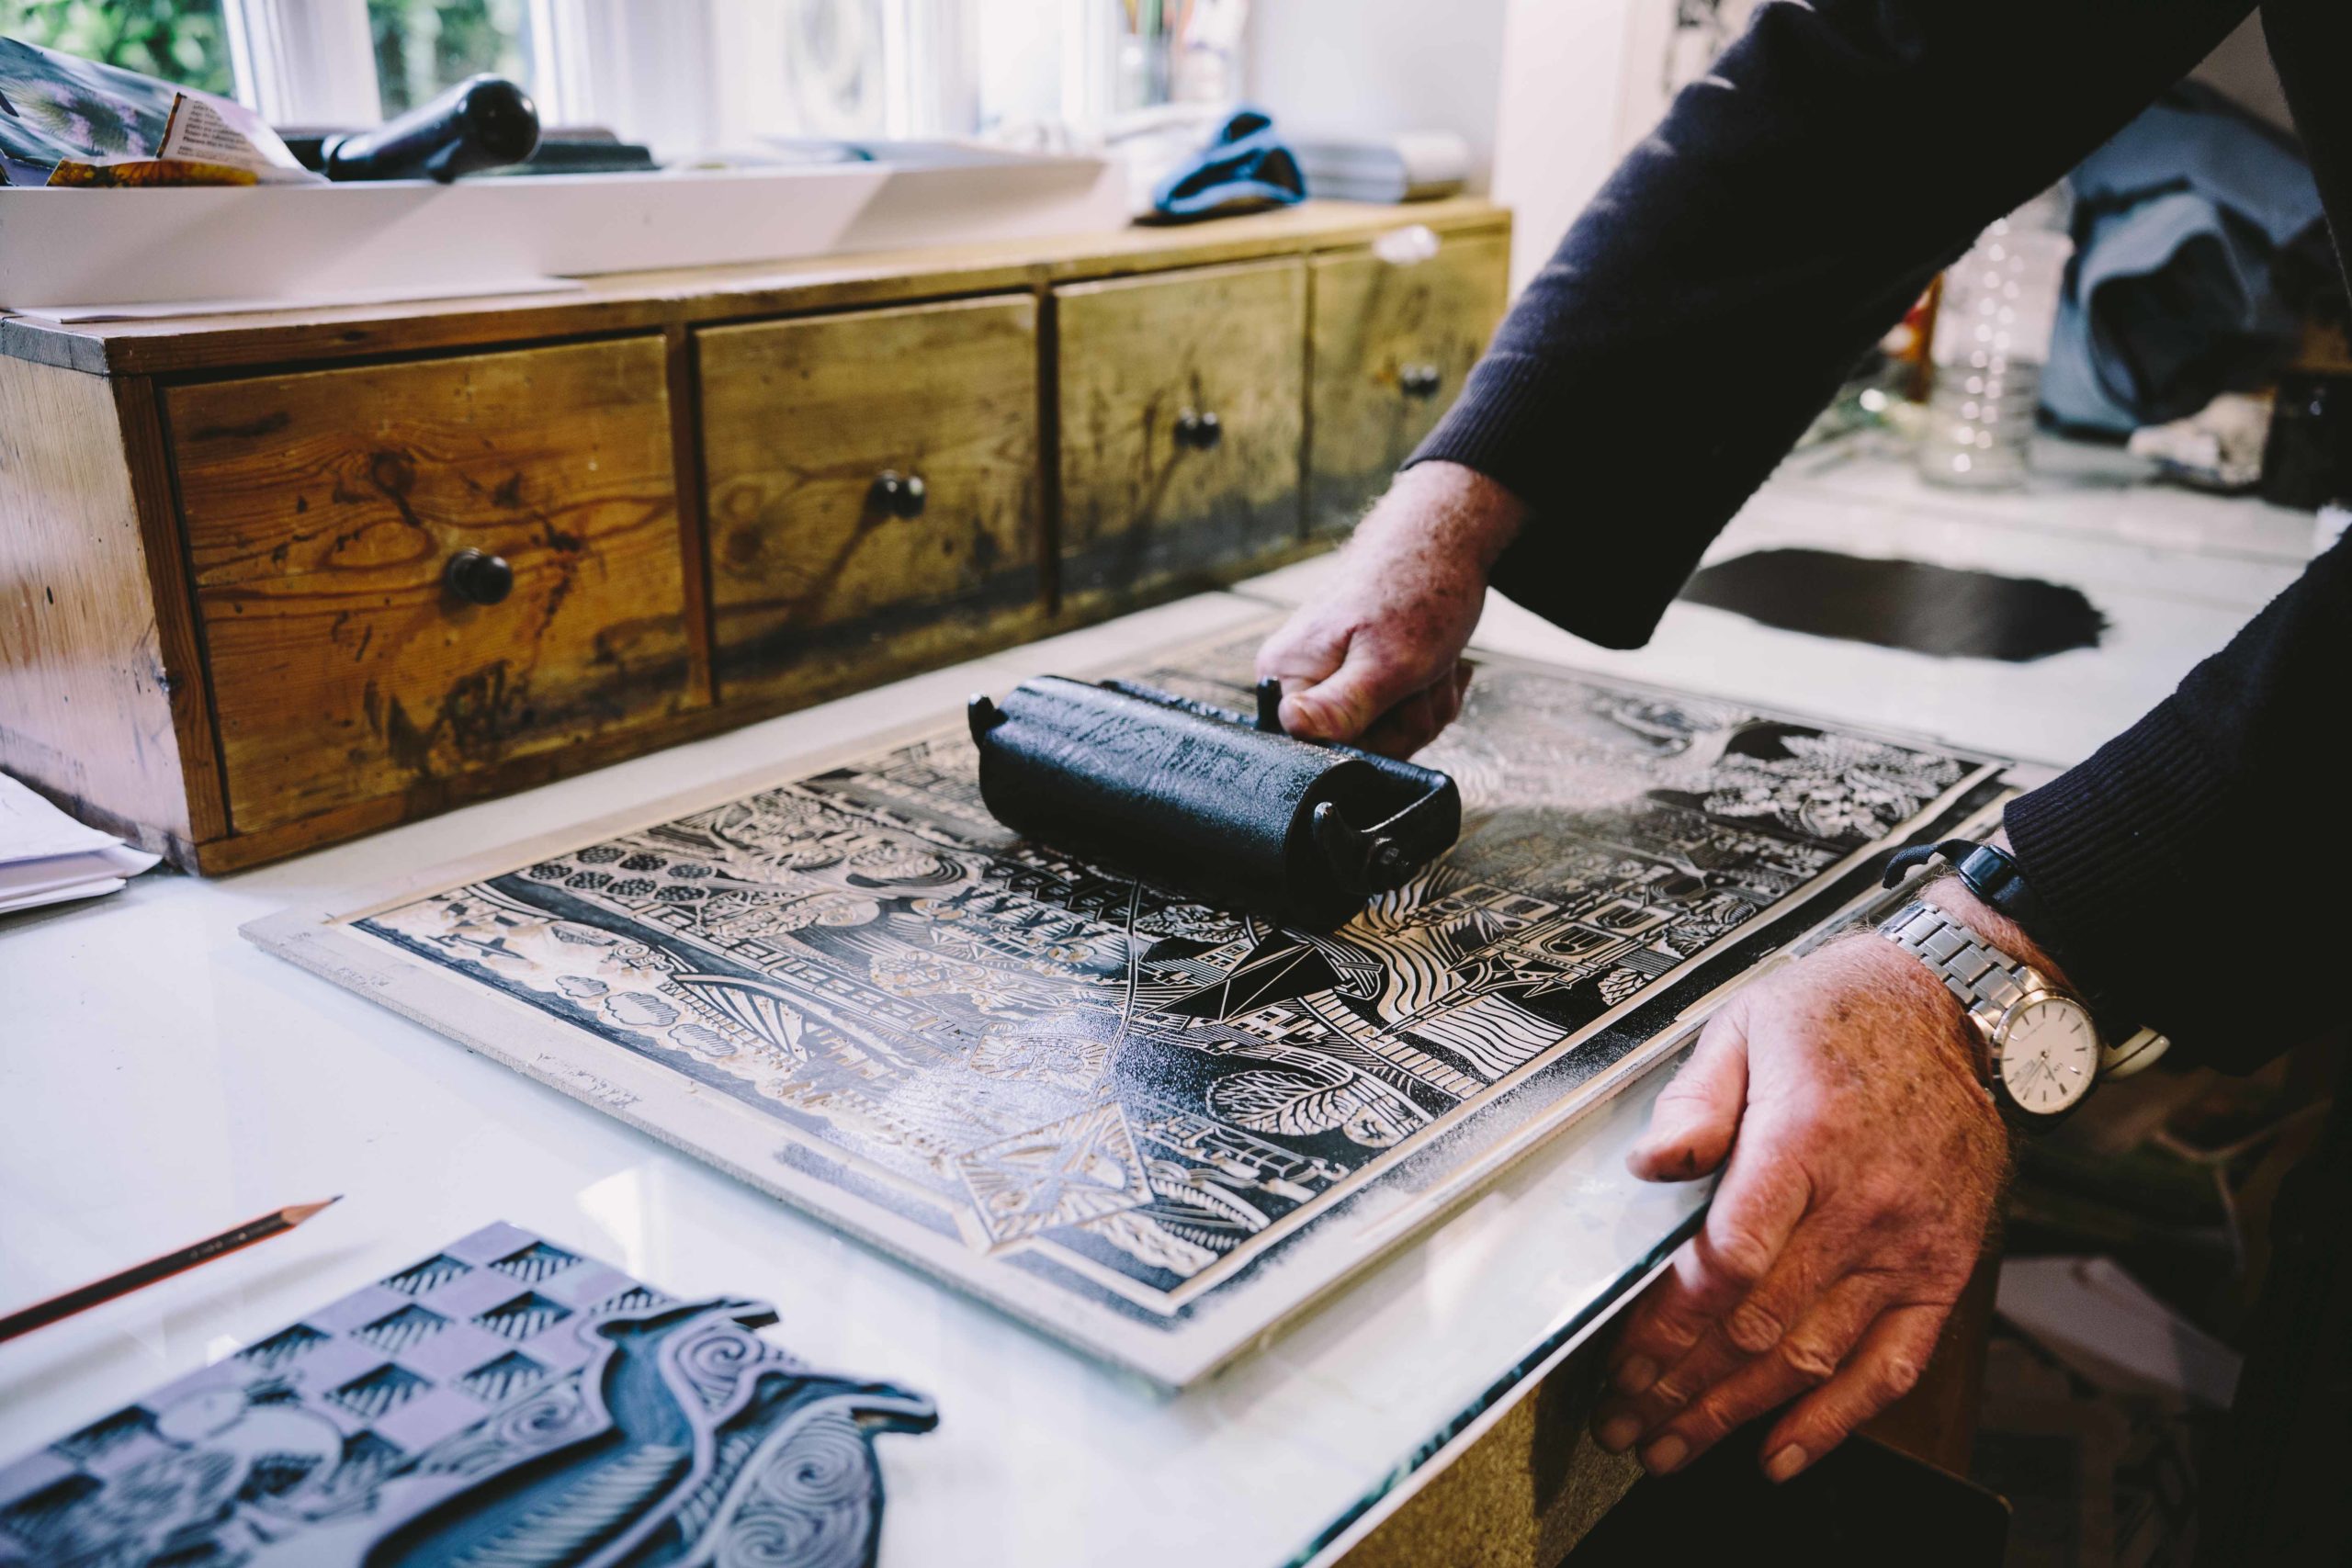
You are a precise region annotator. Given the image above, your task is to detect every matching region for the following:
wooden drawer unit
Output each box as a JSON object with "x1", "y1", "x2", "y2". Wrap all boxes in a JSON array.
[
  {"x1": 1306, "y1": 231, "x2": 1511, "y2": 536},
  {"x1": 2, "y1": 199, "x2": 1509, "y2": 870},
  {"x1": 700, "y1": 295, "x2": 1044, "y2": 704},
  {"x1": 168, "y1": 337, "x2": 697, "y2": 837},
  {"x1": 1056, "y1": 256, "x2": 1308, "y2": 613}
]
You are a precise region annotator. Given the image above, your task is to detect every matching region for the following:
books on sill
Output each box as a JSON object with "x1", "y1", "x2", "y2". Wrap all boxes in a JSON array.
[
  {"x1": 0, "y1": 773, "x2": 160, "y2": 916},
  {"x1": 1293, "y1": 130, "x2": 1470, "y2": 204}
]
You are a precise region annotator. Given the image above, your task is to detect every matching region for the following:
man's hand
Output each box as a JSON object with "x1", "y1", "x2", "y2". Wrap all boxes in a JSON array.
[
  {"x1": 1255, "y1": 461, "x2": 1525, "y2": 758},
  {"x1": 1592, "y1": 880, "x2": 2035, "y2": 1483}
]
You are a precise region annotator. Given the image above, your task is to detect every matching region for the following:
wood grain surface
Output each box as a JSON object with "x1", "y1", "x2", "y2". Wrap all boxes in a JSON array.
[
  {"x1": 700, "y1": 294, "x2": 1044, "y2": 705},
  {"x1": 1056, "y1": 256, "x2": 1308, "y2": 615},
  {"x1": 168, "y1": 336, "x2": 697, "y2": 835},
  {"x1": 0, "y1": 358, "x2": 206, "y2": 858},
  {"x1": 1307, "y1": 231, "x2": 1510, "y2": 537}
]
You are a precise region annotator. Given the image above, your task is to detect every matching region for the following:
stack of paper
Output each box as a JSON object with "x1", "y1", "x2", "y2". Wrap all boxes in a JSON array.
[
  {"x1": 1996, "y1": 1254, "x2": 2243, "y2": 1407},
  {"x1": 0, "y1": 773, "x2": 161, "y2": 916}
]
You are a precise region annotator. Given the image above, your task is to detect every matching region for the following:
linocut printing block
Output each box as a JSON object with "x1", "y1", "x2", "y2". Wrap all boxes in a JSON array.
[{"x1": 967, "y1": 676, "x2": 1462, "y2": 929}]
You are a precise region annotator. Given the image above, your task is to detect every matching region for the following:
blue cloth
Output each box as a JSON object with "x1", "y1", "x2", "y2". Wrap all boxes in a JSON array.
[
  {"x1": 1147, "y1": 107, "x2": 1304, "y2": 223},
  {"x1": 2042, "y1": 86, "x2": 2327, "y2": 433}
]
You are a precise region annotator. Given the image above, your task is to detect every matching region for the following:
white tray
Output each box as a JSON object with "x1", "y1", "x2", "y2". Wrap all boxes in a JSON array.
[{"x1": 0, "y1": 151, "x2": 1125, "y2": 314}]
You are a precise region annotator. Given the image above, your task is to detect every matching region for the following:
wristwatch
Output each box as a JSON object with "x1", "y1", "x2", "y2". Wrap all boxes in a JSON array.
[
  {"x1": 1883, "y1": 838, "x2": 2171, "y2": 1089},
  {"x1": 1884, "y1": 838, "x2": 2049, "y2": 931},
  {"x1": 1876, "y1": 899, "x2": 2102, "y2": 1128}
]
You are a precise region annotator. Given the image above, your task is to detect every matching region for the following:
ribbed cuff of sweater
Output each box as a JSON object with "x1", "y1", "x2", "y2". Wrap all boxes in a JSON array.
[
  {"x1": 2003, "y1": 698, "x2": 2232, "y2": 1054},
  {"x1": 1405, "y1": 353, "x2": 1698, "y2": 650},
  {"x1": 1406, "y1": 351, "x2": 1566, "y2": 513}
]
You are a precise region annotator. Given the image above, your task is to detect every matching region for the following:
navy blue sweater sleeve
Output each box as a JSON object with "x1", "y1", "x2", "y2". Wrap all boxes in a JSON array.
[
  {"x1": 1414, "y1": 0, "x2": 2255, "y2": 649},
  {"x1": 2005, "y1": 527, "x2": 2352, "y2": 1069},
  {"x1": 1415, "y1": 0, "x2": 2352, "y2": 1069}
]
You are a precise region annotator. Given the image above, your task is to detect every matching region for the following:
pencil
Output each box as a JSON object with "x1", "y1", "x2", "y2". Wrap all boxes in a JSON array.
[{"x1": 0, "y1": 1198, "x2": 341, "y2": 1345}]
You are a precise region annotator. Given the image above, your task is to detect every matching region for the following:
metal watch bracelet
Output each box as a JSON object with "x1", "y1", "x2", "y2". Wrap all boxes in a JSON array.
[
  {"x1": 1877, "y1": 899, "x2": 2047, "y2": 1059},
  {"x1": 1877, "y1": 887, "x2": 2172, "y2": 1081}
]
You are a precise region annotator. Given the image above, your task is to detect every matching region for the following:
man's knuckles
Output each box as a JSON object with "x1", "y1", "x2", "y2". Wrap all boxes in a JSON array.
[
  {"x1": 1724, "y1": 1297, "x2": 1787, "y2": 1356},
  {"x1": 1643, "y1": 1368, "x2": 1699, "y2": 1413},
  {"x1": 1871, "y1": 1352, "x2": 1925, "y2": 1403},
  {"x1": 1624, "y1": 1301, "x2": 1708, "y2": 1363},
  {"x1": 1695, "y1": 1224, "x2": 1778, "y2": 1296},
  {"x1": 1774, "y1": 1332, "x2": 1843, "y2": 1385}
]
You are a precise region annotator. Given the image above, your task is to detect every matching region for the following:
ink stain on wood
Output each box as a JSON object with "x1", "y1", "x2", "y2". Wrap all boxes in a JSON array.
[{"x1": 1679, "y1": 548, "x2": 2107, "y2": 661}]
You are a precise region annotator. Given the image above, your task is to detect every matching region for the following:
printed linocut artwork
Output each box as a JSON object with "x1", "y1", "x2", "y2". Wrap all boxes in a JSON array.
[
  {"x1": 250, "y1": 630, "x2": 2007, "y2": 1385},
  {"x1": 0, "y1": 1222, "x2": 934, "y2": 1568}
]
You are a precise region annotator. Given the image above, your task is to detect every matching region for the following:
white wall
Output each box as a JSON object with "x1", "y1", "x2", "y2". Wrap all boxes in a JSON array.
[
  {"x1": 1242, "y1": 0, "x2": 1659, "y2": 292},
  {"x1": 1491, "y1": 0, "x2": 1669, "y2": 290},
  {"x1": 1243, "y1": 0, "x2": 1510, "y2": 189},
  {"x1": 2191, "y1": 12, "x2": 2290, "y2": 133}
]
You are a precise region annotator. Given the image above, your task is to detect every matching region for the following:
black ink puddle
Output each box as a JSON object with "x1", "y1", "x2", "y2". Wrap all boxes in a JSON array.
[{"x1": 1679, "y1": 548, "x2": 2107, "y2": 661}]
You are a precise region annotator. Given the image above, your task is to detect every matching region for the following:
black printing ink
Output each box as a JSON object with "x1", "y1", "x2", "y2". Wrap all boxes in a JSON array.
[{"x1": 1679, "y1": 548, "x2": 2106, "y2": 661}]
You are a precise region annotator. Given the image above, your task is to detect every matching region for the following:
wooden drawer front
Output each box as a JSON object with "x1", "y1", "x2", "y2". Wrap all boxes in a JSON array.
[
  {"x1": 1057, "y1": 257, "x2": 1306, "y2": 607},
  {"x1": 700, "y1": 294, "x2": 1043, "y2": 703},
  {"x1": 170, "y1": 337, "x2": 694, "y2": 834},
  {"x1": 1306, "y1": 231, "x2": 1510, "y2": 536}
]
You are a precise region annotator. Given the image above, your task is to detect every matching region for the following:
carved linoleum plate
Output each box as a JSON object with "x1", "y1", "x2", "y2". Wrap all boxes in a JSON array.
[
  {"x1": 0, "y1": 1222, "x2": 933, "y2": 1568},
  {"x1": 249, "y1": 626, "x2": 2010, "y2": 1386}
]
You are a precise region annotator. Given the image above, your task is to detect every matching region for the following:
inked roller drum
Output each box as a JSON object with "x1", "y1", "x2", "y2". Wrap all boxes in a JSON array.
[{"x1": 967, "y1": 676, "x2": 1461, "y2": 929}]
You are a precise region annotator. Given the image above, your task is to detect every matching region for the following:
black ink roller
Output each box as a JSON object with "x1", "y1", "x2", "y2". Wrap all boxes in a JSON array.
[
  {"x1": 967, "y1": 676, "x2": 1461, "y2": 929},
  {"x1": 322, "y1": 74, "x2": 540, "y2": 183}
]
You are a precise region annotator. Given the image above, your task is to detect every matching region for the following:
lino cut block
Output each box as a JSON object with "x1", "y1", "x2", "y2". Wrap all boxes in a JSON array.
[
  {"x1": 391, "y1": 1315, "x2": 508, "y2": 1382},
  {"x1": 443, "y1": 1220, "x2": 543, "y2": 1264},
  {"x1": 412, "y1": 1262, "x2": 537, "y2": 1322},
  {"x1": 369, "y1": 1383, "x2": 486, "y2": 1451},
  {"x1": 310, "y1": 1283, "x2": 413, "y2": 1336},
  {"x1": 0, "y1": 1222, "x2": 934, "y2": 1568},
  {"x1": 540, "y1": 1259, "x2": 634, "y2": 1310}
]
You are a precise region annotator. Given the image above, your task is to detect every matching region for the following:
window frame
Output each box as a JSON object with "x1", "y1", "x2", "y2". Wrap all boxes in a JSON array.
[{"x1": 214, "y1": 0, "x2": 979, "y2": 150}]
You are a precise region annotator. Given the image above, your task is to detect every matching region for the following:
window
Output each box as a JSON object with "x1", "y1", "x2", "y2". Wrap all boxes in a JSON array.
[
  {"x1": 1, "y1": 0, "x2": 1029, "y2": 151},
  {"x1": 367, "y1": 0, "x2": 531, "y2": 117},
  {"x1": 0, "y1": 0, "x2": 235, "y2": 97}
]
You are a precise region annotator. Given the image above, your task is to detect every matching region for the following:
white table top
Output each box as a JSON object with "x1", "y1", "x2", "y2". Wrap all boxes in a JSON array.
[{"x1": 0, "y1": 441, "x2": 2318, "y2": 1565}]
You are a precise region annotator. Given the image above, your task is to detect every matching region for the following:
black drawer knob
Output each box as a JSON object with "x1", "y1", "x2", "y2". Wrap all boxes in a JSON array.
[
  {"x1": 444, "y1": 547, "x2": 514, "y2": 605},
  {"x1": 1174, "y1": 409, "x2": 1223, "y2": 451},
  {"x1": 1400, "y1": 364, "x2": 1443, "y2": 399},
  {"x1": 872, "y1": 470, "x2": 928, "y2": 519}
]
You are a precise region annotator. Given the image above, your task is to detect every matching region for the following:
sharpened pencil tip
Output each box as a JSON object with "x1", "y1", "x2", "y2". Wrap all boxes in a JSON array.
[{"x1": 282, "y1": 1197, "x2": 343, "y2": 1224}]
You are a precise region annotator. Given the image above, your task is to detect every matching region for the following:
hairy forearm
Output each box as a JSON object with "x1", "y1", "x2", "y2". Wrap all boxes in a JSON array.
[{"x1": 1350, "y1": 461, "x2": 1526, "y2": 578}]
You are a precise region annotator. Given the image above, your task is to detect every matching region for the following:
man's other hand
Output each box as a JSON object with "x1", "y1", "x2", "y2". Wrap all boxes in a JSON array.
[
  {"x1": 1593, "y1": 883, "x2": 2026, "y2": 1483},
  {"x1": 1255, "y1": 461, "x2": 1524, "y2": 758}
]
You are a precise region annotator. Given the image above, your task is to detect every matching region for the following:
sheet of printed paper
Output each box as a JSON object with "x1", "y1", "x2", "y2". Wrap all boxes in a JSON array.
[{"x1": 250, "y1": 627, "x2": 2013, "y2": 1384}]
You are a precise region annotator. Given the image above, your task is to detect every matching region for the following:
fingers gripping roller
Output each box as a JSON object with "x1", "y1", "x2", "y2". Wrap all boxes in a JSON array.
[{"x1": 966, "y1": 676, "x2": 1462, "y2": 929}]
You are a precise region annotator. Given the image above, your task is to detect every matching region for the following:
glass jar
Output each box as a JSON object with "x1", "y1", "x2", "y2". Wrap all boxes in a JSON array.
[{"x1": 1920, "y1": 188, "x2": 2074, "y2": 488}]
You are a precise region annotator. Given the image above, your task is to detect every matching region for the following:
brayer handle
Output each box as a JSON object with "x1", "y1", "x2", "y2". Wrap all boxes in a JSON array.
[
  {"x1": 1258, "y1": 677, "x2": 1463, "y2": 895},
  {"x1": 1310, "y1": 772, "x2": 1461, "y2": 895}
]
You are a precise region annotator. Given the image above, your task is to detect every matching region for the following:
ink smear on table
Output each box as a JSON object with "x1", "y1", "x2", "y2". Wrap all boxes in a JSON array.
[{"x1": 1680, "y1": 548, "x2": 2106, "y2": 661}]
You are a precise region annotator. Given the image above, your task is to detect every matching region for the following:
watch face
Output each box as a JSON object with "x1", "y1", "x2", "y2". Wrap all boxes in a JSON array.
[{"x1": 1997, "y1": 998, "x2": 2098, "y2": 1116}]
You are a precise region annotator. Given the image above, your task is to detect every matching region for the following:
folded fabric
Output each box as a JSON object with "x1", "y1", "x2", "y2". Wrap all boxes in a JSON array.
[
  {"x1": 2042, "y1": 85, "x2": 2328, "y2": 434},
  {"x1": 1145, "y1": 107, "x2": 1304, "y2": 223}
]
